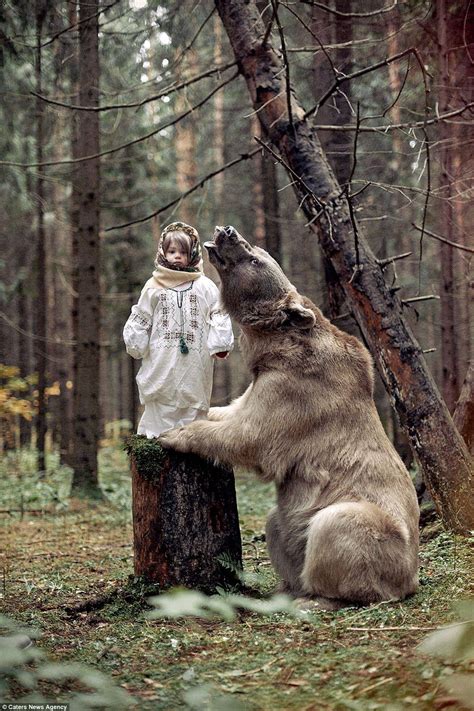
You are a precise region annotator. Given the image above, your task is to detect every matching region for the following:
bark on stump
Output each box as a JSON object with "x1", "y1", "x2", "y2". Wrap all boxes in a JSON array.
[{"x1": 128, "y1": 438, "x2": 242, "y2": 592}]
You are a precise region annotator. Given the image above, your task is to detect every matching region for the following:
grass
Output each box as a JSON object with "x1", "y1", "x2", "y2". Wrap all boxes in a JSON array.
[{"x1": 0, "y1": 445, "x2": 472, "y2": 710}]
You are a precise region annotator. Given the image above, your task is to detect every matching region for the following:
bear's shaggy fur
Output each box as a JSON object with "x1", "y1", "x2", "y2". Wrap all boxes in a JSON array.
[{"x1": 159, "y1": 226, "x2": 419, "y2": 607}]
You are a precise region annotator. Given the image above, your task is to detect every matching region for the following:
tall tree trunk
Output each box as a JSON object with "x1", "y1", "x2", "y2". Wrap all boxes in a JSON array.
[
  {"x1": 50, "y1": 98, "x2": 73, "y2": 463},
  {"x1": 451, "y1": 2, "x2": 473, "y2": 394},
  {"x1": 68, "y1": 0, "x2": 80, "y2": 469},
  {"x1": 252, "y1": 114, "x2": 282, "y2": 264},
  {"x1": 254, "y1": 4, "x2": 282, "y2": 267},
  {"x1": 35, "y1": 1, "x2": 47, "y2": 473},
  {"x1": 214, "y1": 0, "x2": 473, "y2": 534},
  {"x1": 175, "y1": 51, "x2": 198, "y2": 225},
  {"x1": 211, "y1": 15, "x2": 232, "y2": 406},
  {"x1": 311, "y1": 2, "x2": 349, "y2": 321},
  {"x1": 261, "y1": 151, "x2": 282, "y2": 264},
  {"x1": 437, "y1": 0, "x2": 460, "y2": 413},
  {"x1": 251, "y1": 116, "x2": 266, "y2": 250},
  {"x1": 71, "y1": 0, "x2": 102, "y2": 498}
]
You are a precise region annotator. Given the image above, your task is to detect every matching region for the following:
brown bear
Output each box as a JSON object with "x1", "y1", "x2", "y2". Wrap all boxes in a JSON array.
[{"x1": 159, "y1": 225, "x2": 419, "y2": 608}]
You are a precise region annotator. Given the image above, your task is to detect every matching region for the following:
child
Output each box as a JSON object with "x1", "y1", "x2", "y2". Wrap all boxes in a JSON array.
[{"x1": 123, "y1": 222, "x2": 234, "y2": 438}]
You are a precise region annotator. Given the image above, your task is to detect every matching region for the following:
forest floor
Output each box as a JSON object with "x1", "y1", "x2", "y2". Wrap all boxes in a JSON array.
[{"x1": 0, "y1": 445, "x2": 472, "y2": 710}]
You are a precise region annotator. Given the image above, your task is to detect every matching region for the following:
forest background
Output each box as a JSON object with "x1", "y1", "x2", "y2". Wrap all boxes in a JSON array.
[
  {"x1": 0, "y1": 1, "x2": 473, "y2": 708},
  {"x1": 0, "y1": 0, "x2": 473, "y2": 499}
]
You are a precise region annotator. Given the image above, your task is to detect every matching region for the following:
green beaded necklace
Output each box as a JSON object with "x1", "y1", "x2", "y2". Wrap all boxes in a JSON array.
[{"x1": 171, "y1": 283, "x2": 194, "y2": 355}]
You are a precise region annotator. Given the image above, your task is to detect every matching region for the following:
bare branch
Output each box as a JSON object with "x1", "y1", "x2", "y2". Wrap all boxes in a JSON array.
[
  {"x1": 31, "y1": 62, "x2": 237, "y2": 112},
  {"x1": 299, "y1": 0, "x2": 398, "y2": 18},
  {"x1": 412, "y1": 224, "x2": 474, "y2": 254},
  {"x1": 172, "y1": 6, "x2": 216, "y2": 69},
  {"x1": 377, "y1": 252, "x2": 413, "y2": 268},
  {"x1": 282, "y1": 2, "x2": 338, "y2": 81},
  {"x1": 0, "y1": 311, "x2": 75, "y2": 346},
  {"x1": 40, "y1": 0, "x2": 121, "y2": 48},
  {"x1": 306, "y1": 47, "x2": 430, "y2": 118},
  {"x1": 1, "y1": 71, "x2": 239, "y2": 169},
  {"x1": 104, "y1": 147, "x2": 261, "y2": 232},
  {"x1": 311, "y1": 102, "x2": 474, "y2": 132},
  {"x1": 402, "y1": 295, "x2": 440, "y2": 304}
]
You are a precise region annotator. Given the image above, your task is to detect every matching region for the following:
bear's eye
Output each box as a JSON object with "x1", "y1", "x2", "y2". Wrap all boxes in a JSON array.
[{"x1": 251, "y1": 258, "x2": 259, "y2": 266}]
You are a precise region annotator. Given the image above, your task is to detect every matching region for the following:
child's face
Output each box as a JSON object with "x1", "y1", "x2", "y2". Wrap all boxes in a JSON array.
[{"x1": 165, "y1": 238, "x2": 189, "y2": 267}]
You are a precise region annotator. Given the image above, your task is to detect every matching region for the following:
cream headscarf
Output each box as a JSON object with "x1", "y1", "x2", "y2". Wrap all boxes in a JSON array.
[{"x1": 145, "y1": 221, "x2": 204, "y2": 290}]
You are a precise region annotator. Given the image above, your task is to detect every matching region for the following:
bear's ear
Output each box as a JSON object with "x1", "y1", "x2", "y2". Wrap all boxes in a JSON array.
[{"x1": 280, "y1": 292, "x2": 316, "y2": 330}]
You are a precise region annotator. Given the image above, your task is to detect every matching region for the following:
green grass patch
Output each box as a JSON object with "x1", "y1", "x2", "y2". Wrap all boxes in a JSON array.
[{"x1": 0, "y1": 446, "x2": 472, "y2": 709}]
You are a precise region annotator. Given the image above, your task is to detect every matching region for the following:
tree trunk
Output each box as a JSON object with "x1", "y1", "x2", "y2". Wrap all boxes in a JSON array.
[
  {"x1": 35, "y1": 2, "x2": 47, "y2": 473},
  {"x1": 437, "y1": 0, "x2": 460, "y2": 413},
  {"x1": 311, "y1": 2, "x2": 350, "y2": 321},
  {"x1": 175, "y1": 50, "x2": 198, "y2": 225},
  {"x1": 211, "y1": 17, "x2": 232, "y2": 407},
  {"x1": 215, "y1": 0, "x2": 473, "y2": 534},
  {"x1": 71, "y1": 0, "x2": 102, "y2": 498},
  {"x1": 453, "y1": 362, "x2": 474, "y2": 457},
  {"x1": 130, "y1": 444, "x2": 242, "y2": 591},
  {"x1": 68, "y1": 0, "x2": 80, "y2": 470},
  {"x1": 50, "y1": 92, "x2": 73, "y2": 464}
]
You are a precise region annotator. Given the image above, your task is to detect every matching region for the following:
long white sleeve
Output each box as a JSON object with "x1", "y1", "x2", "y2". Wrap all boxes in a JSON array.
[
  {"x1": 207, "y1": 293, "x2": 234, "y2": 357},
  {"x1": 123, "y1": 288, "x2": 155, "y2": 359}
]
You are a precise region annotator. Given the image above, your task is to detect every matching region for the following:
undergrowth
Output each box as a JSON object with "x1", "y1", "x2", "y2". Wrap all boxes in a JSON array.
[{"x1": 0, "y1": 446, "x2": 472, "y2": 710}]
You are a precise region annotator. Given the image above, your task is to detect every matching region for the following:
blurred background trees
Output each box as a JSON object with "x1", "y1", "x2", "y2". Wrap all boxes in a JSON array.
[{"x1": 0, "y1": 0, "x2": 472, "y2": 496}]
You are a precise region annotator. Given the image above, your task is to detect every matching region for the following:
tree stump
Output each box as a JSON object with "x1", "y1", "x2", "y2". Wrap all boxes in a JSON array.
[{"x1": 127, "y1": 436, "x2": 242, "y2": 592}]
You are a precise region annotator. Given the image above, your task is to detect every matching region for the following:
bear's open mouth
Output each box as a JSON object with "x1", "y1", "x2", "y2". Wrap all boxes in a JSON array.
[
  {"x1": 203, "y1": 237, "x2": 225, "y2": 266},
  {"x1": 203, "y1": 225, "x2": 231, "y2": 266}
]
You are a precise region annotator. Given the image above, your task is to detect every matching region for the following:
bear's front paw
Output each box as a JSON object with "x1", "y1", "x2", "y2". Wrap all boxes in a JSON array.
[{"x1": 158, "y1": 427, "x2": 192, "y2": 453}]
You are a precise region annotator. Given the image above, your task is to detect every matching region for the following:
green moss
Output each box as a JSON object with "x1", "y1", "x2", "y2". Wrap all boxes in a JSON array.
[{"x1": 124, "y1": 434, "x2": 167, "y2": 482}]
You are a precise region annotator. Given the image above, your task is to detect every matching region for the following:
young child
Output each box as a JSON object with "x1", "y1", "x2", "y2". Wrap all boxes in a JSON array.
[{"x1": 123, "y1": 221, "x2": 234, "y2": 438}]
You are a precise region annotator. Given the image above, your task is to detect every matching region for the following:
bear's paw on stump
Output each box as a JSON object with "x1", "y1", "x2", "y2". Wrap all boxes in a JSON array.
[{"x1": 126, "y1": 435, "x2": 243, "y2": 593}]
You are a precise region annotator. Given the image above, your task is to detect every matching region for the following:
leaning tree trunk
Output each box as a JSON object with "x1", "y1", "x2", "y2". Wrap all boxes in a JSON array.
[
  {"x1": 215, "y1": 0, "x2": 473, "y2": 534},
  {"x1": 128, "y1": 438, "x2": 242, "y2": 591},
  {"x1": 71, "y1": 0, "x2": 102, "y2": 498}
]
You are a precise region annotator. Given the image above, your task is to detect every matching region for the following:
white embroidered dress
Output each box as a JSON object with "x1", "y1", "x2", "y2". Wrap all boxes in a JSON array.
[{"x1": 123, "y1": 275, "x2": 234, "y2": 438}]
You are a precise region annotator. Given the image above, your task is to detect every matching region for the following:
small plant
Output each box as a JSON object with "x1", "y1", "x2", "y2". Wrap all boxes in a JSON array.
[
  {"x1": 147, "y1": 587, "x2": 300, "y2": 622},
  {"x1": 418, "y1": 600, "x2": 474, "y2": 709},
  {"x1": 0, "y1": 615, "x2": 133, "y2": 709}
]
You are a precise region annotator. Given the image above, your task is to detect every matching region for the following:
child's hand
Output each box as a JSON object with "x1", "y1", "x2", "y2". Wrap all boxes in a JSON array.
[{"x1": 213, "y1": 351, "x2": 229, "y2": 359}]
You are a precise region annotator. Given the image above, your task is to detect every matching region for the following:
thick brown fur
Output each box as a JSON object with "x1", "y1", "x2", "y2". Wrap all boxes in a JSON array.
[{"x1": 159, "y1": 226, "x2": 419, "y2": 607}]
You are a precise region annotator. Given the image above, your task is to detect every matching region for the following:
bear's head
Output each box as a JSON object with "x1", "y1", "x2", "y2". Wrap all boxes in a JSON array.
[{"x1": 205, "y1": 225, "x2": 315, "y2": 331}]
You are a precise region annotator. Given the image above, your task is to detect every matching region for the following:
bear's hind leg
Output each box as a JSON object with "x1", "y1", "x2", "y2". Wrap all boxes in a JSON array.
[{"x1": 301, "y1": 501, "x2": 418, "y2": 605}]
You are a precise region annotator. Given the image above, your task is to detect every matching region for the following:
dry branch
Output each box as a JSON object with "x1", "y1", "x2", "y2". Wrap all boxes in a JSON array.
[
  {"x1": 105, "y1": 146, "x2": 261, "y2": 232},
  {"x1": 2, "y1": 72, "x2": 238, "y2": 169},
  {"x1": 412, "y1": 223, "x2": 474, "y2": 254},
  {"x1": 31, "y1": 61, "x2": 237, "y2": 112}
]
